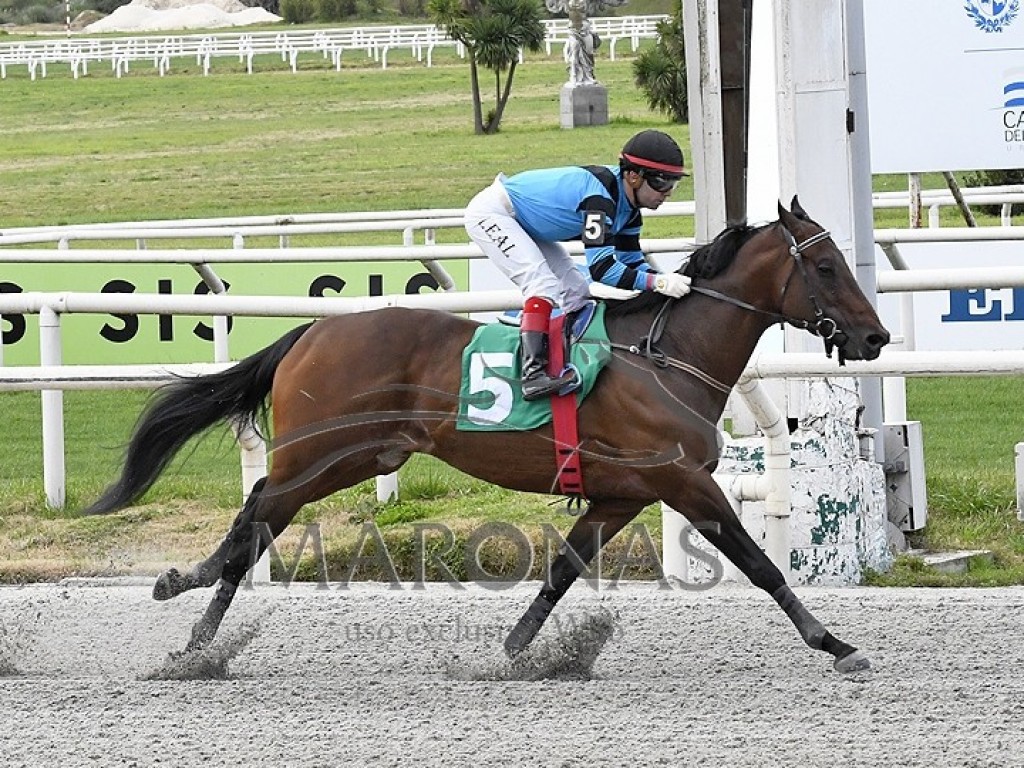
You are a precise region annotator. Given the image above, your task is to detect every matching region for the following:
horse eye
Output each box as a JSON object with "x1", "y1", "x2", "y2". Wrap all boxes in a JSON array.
[{"x1": 816, "y1": 260, "x2": 835, "y2": 276}]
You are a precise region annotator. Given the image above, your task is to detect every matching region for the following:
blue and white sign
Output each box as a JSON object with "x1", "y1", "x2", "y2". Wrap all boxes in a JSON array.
[
  {"x1": 876, "y1": 242, "x2": 1024, "y2": 350},
  {"x1": 864, "y1": 0, "x2": 1024, "y2": 172}
]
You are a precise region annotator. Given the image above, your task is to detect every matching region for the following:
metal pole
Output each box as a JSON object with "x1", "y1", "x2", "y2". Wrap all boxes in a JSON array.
[
  {"x1": 846, "y1": 0, "x2": 885, "y2": 461},
  {"x1": 942, "y1": 171, "x2": 978, "y2": 228},
  {"x1": 40, "y1": 306, "x2": 66, "y2": 508},
  {"x1": 909, "y1": 173, "x2": 922, "y2": 228},
  {"x1": 683, "y1": 0, "x2": 728, "y2": 241},
  {"x1": 718, "y1": 0, "x2": 752, "y2": 227}
]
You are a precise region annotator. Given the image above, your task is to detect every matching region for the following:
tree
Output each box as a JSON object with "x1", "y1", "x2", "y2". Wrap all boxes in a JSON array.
[
  {"x1": 963, "y1": 168, "x2": 1024, "y2": 215},
  {"x1": 633, "y1": 8, "x2": 688, "y2": 124},
  {"x1": 429, "y1": 0, "x2": 546, "y2": 135}
]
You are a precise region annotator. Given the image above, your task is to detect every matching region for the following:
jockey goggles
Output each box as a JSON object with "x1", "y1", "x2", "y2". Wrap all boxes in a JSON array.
[{"x1": 641, "y1": 171, "x2": 681, "y2": 194}]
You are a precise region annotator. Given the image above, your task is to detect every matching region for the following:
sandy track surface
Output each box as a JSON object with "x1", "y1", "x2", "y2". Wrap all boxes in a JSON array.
[{"x1": 1, "y1": 580, "x2": 1023, "y2": 767}]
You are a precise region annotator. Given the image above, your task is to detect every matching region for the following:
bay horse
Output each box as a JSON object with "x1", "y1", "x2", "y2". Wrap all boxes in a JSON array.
[{"x1": 84, "y1": 198, "x2": 889, "y2": 673}]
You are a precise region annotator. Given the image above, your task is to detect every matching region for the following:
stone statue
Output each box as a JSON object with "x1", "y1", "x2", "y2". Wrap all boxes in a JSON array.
[{"x1": 546, "y1": 0, "x2": 628, "y2": 86}]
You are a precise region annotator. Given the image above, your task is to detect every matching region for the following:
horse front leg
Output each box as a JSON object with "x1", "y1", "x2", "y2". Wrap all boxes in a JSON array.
[
  {"x1": 668, "y1": 476, "x2": 870, "y2": 673},
  {"x1": 505, "y1": 499, "x2": 643, "y2": 657}
]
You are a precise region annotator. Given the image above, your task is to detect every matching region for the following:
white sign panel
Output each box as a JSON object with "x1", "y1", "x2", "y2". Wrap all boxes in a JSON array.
[
  {"x1": 876, "y1": 242, "x2": 1024, "y2": 350},
  {"x1": 864, "y1": 0, "x2": 1024, "y2": 173}
]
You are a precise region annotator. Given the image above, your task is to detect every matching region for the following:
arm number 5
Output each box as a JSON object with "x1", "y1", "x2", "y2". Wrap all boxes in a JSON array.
[{"x1": 582, "y1": 210, "x2": 606, "y2": 246}]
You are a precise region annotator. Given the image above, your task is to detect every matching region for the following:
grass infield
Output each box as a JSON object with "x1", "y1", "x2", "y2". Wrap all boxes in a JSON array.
[{"x1": 1, "y1": 46, "x2": 1021, "y2": 583}]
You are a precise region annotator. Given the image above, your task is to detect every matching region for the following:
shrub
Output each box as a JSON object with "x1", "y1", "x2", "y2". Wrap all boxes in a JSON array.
[
  {"x1": 280, "y1": 0, "x2": 314, "y2": 23},
  {"x1": 316, "y1": 0, "x2": 355, "y2": 21},
  {"x1": 397, "y1": 0, "x2": 425, "y2": 16},
  {"x1": 23, "y1": 3, "x2": 63, "y2": 23},
  {"x1": 962, "y1": 168, "x2": 1024, "y2": 215},
  {"x1": 241, "y1": 0, "x2": 279, "y2": 14},
  {"x1": 87, "y1": 0, "x2": 128, "y2": 13}
]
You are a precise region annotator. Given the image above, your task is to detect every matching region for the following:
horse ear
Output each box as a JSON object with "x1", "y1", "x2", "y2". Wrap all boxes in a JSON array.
[
  {"x1": 777, "y1": 200, "x2": 796, "y2": 229},
  {"x1": 790, "y1": 195, "x2": 808, "y2": 219}
]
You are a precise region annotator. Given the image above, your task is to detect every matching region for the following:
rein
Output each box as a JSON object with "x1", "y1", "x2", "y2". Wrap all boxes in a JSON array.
[{"x1": 610, "y1": 224, "x2": 847, "y2": 377}]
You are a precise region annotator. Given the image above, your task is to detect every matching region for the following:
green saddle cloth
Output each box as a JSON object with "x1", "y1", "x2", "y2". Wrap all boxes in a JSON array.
[{"x1": 456, "y1": 304, "x2": 612, "y2": 432}]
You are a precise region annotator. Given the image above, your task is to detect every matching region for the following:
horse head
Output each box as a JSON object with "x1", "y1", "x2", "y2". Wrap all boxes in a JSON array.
[{"x1": 771, "y1": 196, "x2": 890, "y2": 362}]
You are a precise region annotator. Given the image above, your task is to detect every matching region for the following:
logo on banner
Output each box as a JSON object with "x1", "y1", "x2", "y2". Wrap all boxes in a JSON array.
[
  {"x1": 1006, "y1": 80, "x2": 1024, "y2": 106},
  {"x1": 965, "y1": 0, "x2": 1019, "y2": 32},
  {"x1": 1003, "y1": 73, "x2": 1024, "y2": 147}
]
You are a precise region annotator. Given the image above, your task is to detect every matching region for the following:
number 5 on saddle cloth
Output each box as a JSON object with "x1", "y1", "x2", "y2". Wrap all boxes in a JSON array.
[{"x1": 456, "y1": 303, "x2": 611, "y2": 433}]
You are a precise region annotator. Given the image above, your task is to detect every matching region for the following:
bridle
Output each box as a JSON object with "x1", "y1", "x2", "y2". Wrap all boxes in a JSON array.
[
  {"x1": 611, "y1": 223, "x2": 849, "y2": 375},
  {"x1": 692, "y1": 224, "x2": 840, "y2": 340}
]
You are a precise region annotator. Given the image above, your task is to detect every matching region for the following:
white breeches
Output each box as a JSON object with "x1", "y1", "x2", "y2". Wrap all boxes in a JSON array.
[{"x1": 464, "y1": 176, "x2": 592, "y2": 312}]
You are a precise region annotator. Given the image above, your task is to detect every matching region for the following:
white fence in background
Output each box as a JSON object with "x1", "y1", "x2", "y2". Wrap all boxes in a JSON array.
[
  {"x1": 0, "y1": 200, "x2": 695, "y2": 250},
  {"x1": 872, "y1": 184, "x2": 1024, "y2": 227},
  {"x1": 0, "y1": 15, "x2": 668, "y2": 80},
  {"x1": 2, "y1": 188, "x2": 1023, "y2": 516},
  {"x1": 3, "y1": 284, "x2": 1023, "y2": 582},
  {"x1": 2, "y1": 184, "x2": 1019, "y2": 250}
]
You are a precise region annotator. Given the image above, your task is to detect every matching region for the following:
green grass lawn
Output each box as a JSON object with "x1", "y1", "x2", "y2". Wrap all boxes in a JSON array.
[{"x1": 1, "y1": 46, "x2": 1021, "y2": 583}]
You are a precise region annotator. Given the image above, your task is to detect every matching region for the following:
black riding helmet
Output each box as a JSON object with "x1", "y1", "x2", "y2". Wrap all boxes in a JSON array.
[{"x1": 619, "y1": 130, "x2": 688, "y2": 192}]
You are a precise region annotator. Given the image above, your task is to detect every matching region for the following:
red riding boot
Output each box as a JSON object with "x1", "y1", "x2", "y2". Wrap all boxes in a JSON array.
[{"x1": 519, "y1": 297, "x2": 580, "y2": 401}]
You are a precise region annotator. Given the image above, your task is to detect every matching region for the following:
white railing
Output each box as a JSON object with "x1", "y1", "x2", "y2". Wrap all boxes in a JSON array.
[
  {"x1": 2, "y1": 184, "x2": 1016, "y2": 252},
  {"x1": 5, "y1": 254, "x2": 1024, "y2": 508},
  {"x1": 0, "y1": 200, "x2": 696, "y2": 250},
  {"x1": 3, "y1": 189, "x2": 1023, "y2": 511},
  {"x1": 0, "y1": 15, "x2": 668, "y2": 80}
]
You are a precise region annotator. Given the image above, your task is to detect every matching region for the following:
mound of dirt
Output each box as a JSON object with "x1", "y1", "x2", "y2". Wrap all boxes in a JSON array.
[{"x1": 83, "y1": 0, "x2": 281, "y2": 33}]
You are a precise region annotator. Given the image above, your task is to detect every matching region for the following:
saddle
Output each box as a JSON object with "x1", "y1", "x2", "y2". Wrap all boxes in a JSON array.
[{"x1": 457, "y1": 303, "x2": 610, "y2": 432}]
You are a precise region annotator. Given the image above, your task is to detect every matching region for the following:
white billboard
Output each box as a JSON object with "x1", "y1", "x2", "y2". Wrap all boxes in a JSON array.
[{"x1": 864, "y1": 0, "x2": 1024, "y2": 173}]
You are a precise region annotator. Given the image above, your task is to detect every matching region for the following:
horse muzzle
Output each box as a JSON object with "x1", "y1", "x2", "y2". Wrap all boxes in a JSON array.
[{"x1": 831, "y1": 325, "x2": 890, "y2": 362}]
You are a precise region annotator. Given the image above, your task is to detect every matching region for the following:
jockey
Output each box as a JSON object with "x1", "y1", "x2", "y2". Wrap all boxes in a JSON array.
[{"x1": 465, "y1": 129, "x2": 692, "y2": 401}]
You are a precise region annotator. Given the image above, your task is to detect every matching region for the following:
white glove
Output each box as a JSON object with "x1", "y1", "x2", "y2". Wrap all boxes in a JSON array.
[{"x1": 651, "y1": 272, "x2": 692, "y2": 298}]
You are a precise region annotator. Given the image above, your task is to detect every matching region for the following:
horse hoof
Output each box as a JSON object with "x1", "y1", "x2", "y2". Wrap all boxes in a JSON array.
[
  {"x1": 834, "y1": 649, "x2": 871, "y2": 674},
  {"x1": 153, "y1": 568, "x2": 188, "y2": 601},
  {"x1": 503, "y1": 630, "x2": 530, "y2": 659}
]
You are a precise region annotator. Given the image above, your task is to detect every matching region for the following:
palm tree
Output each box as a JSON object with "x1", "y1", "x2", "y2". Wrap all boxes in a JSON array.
[
  {"x1": 633, "y1": 9, "x2": 688, "y2": 124},
  {"x1": 429, "y1": 0, "x2": 547, "y2": 134}
]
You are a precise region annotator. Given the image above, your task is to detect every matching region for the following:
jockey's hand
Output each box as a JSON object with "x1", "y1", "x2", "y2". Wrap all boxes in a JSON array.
[{"x1": 651, "y1": 272, "x2": 692, "y2": 298}]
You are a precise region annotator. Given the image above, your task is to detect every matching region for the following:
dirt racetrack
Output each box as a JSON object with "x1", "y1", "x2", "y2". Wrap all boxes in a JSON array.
[{"x1": 1, "y1": 580, "x2": 1022, "y2": 767}]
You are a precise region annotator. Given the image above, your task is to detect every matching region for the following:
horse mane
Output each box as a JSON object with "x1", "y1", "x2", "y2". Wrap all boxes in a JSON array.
[{"x1": 605, "y1": 223, "x2": 761, "y2": 317}]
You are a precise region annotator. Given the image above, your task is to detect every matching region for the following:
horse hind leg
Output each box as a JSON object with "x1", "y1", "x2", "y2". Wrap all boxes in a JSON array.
[
  {"x1": 178, "y1": 472, "x2": 328, "y2": 653},
  {"x1": 152, "y1": 477, "x2": 269, "y2": 602},
  {"x1": 158, "y1": 436, "x2": 417, "y2": 604},
  {"x1": 175, "y1": 450, "x2": 410, "y2": 653},
  {"x1": 505, "y1": 499, "x2": 642, "y2": 657}
]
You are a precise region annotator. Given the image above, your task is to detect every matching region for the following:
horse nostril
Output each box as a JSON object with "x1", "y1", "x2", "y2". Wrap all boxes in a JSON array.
[{"x1": 869, "y1": 331, "x2": 890, "y2": 349}]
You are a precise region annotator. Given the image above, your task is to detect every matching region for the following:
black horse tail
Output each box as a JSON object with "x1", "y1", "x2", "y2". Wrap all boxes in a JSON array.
[{"x1": 82, "y1": 322, "x2": 315, "y2": 515}]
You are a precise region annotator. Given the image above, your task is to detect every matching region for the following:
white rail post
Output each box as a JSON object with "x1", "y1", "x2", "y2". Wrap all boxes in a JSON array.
[
  {"x1": 1016, "y1": 442, "x2": 1024, "y2": 522},
  {"x1": 880, "y1": 243, "x2": 912, "y2": 422},
  {"x1": 39, "y1": 305, "x2": 66, "y2": 509},
  {"x1": 735, "y1": 377, "x2": 792, "y2": 582}
]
